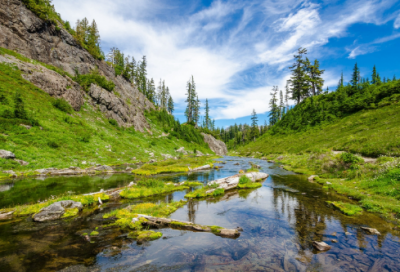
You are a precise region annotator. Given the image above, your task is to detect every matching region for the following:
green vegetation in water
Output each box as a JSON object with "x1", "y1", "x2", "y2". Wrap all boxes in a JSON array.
[
  {"x1": 103, "y1": 201, "x2": 187, "y2": 230},
  {"x1": 246, "y1": 168, "x2": 260, "y2": 173},
  {"x1": 90, "y1": 231, "x2": 99, "y2": 236},
  {"x1": 0, "y1": 192, "x2": 109, "y2": 216},
  {"x1": 132, "y1": 156, "x2": 217, "y2": 175},
  {"x1": 326, "y1": 201, "x2": 363, "y2": 216},
  {"x1": 237, "y1": 175, "x2": 262, "y2": 189},
  {"x1": 119, "y1": 179, "x2": 202, "y2": 199},
  {"x1": 0, "y1": 56, "x2": 212, "y2": 173},
  {"x1": 61, "y1": 208, "x2": 79, "y2": 218},
  {"x1": 209, "y1": 225, "x2": 223, "y2": 234},
  {"x1": 128, "y1": 230, "x2": 162, "y2": 241}
]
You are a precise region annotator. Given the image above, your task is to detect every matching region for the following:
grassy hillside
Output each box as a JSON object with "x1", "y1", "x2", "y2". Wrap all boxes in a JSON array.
[
  {"x1": 238, "y1": 102, "x2": 400, "y2": 157},
  {"x1": 0, "y1": 60, "x2": 212, "y2": 175},
  {"x1": 234, "y1": 83, "x2": 400, "y2": 222}
]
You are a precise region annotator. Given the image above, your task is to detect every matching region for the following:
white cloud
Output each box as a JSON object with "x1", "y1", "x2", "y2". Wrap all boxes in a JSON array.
[
  {"x1": 394, "y1": 13, "x2": 400, "y2": 28},
  {"x1": 52, "y1": 0, "x2": 399, "y2": 120}
]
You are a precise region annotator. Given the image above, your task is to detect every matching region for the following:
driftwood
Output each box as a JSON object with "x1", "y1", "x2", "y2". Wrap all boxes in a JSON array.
[{"x1": 136, "y1": 214, "x2": 241, "y2": 238}]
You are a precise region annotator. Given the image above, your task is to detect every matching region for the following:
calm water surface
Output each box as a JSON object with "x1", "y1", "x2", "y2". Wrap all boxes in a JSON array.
[{"x1": 0, "y1": 156, "x2": 399, "y2": 271}]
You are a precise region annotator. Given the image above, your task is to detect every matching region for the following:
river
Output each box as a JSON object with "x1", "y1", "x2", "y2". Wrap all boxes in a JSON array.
[{"x1": 0, "y1": 156, "x2": 399, "y2": 271}]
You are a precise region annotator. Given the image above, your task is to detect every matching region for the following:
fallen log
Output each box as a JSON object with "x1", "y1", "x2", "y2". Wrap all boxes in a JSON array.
[{"x1": 136, "y1": 214, "x2": 240, "y2": 238}]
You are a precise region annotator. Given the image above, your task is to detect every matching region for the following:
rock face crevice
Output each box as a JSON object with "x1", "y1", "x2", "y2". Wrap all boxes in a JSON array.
[
  {"x1": 0, "y1": 0, "x2": 154, "y2": 131},
  {"x1": 201, "y1": 133, "x2": 228, "y2": 156}
]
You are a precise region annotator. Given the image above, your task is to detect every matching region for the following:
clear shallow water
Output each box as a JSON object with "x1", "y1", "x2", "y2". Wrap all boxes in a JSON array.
[{"x1": 1, "y1": 157, "x2": 400, "y2": 271}]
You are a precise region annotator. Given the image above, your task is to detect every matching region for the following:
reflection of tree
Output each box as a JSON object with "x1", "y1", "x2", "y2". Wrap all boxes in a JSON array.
[{"x1": 187, "y1": 199, "x2": 199, "y2": 223}]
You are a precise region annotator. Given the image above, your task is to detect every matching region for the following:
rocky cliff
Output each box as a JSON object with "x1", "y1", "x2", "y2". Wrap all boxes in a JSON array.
[
  {"x1": 0, "y1": 0, "x2": 154, "y2": 132},
  {"x1": 202, "y1": 133, "x2": 228, "y2": 156}
]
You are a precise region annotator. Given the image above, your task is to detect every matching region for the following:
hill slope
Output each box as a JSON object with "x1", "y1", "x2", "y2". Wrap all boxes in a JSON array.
[{"x1": 0, "y1": 56, "x2": 213, "y2": 174}]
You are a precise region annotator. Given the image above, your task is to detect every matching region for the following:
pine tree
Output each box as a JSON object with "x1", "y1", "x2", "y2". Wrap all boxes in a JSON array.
[
  {"x1": 185, "y1": 76, "x2": 197, "y2": 124},
  {"x1": 193, "y1": 95, "x2": 200, "y2": 126},
  {"x1": 372, "y1": 65, "x2": 377, "y2": 84},
  {"x1": 279, "y1": 90, "x2": 284, "y2": 119},
  {"x1": 204, "y1": 99, "x2": 211, "y2": 129},
  {"x1": 167, "y1": 94, "x2": 174, "y2": 114},
  {"x1": 289, "y1": 47, "x2": 309, "y2": 104},
  {"x1": 351, "y1": 63, "x2": 360, "y2": 89},
  {"x1": 285, "y1": 82, "x2": 289, "y2": 113},
  {"x1": 269, "y1": 86, "x2": 279, "y2": 126},
  {"x1": 306, "y1": 59, "x2": 325, "y2": 96},
  {"x1": 250, "y1": 109, "x2": 258, "y2": 141},
  {"x1": 148, "y1": 78, "x2": 156, "y2": 103}
]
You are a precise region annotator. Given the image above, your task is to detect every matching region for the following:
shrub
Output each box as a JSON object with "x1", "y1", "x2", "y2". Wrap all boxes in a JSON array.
[
  {"x1": 239, "y1": 175, "x2": 251, "y2": 184},
  {"x1": 48, "y1": 140, "x2": 60, "y2": 148},
  {"x1": 75, "y1": 68, "x2": 115, "y2": 92},
  {"x1": 340, "y1": 152, "x2": 362, "y2": 164},
  {"x1": 109, "y1": 119, "x2": 118, "y2": 127},
  {"x1": 78, "y1": 133, "x2": 91, "y2": 143},
  {"x1": 52, "y1": 98, "x2": 73, "y2": 113}
]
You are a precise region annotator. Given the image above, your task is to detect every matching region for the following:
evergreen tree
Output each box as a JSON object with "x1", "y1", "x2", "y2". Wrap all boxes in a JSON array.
[
  {"x1": 193, "y1": 95, "x2": 200, "y2": 126},
  {"x1": 289, "y1": 47, "x2": 309, "y2": 104},
  {"x1": 351, "y1": 63, "x2": 360, "y2": 89},
  {"x1": 279, "y1": 90, "x2": 284, "y2": 119},
  {"x1": 185, "y1": 76, "x2": 197, "y2": 124},
  {"x1": 285, "y1": 81, "x2": 290, "y2": 113},
  {"x1": 204, "y1": 99, "x2": 211, "y2": 129},
  {"x1": 372, "y1": 65, "x2": 377, "y2": 84},
  {"x1": 306, "y1": 59, "x2": 324, "y2": 96},
  {"x1": 250, "y1": 109, "x2": 258, "y2": 141},
  {"x1": 269, "y1": 86, "x2": 279, "y2": 126},
  {"x1": 167, "y1": 94, "x2": 174, "y2": 114}
]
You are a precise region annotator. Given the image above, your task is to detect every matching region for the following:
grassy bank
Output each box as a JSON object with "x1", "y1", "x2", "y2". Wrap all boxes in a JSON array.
[
  {"x1": 244, "y1": 151, "x2": 400, "y2": 222},
  {"x1": 0, "y1": 53, "x2": 212, "y2": 175},
  {"x1": 132, "y1": 156, "x2": 217, "y2": 175}
]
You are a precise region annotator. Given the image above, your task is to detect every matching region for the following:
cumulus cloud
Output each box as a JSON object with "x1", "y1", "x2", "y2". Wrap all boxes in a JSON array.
[{"x1": 53, "y1": 0, "x2": 399, "y2": 120}]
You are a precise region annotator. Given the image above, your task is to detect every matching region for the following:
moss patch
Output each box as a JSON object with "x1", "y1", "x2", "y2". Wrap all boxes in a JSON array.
[
  {"x1": 327, "y1": 201, "x2": 363, "y2": 216},
  {"x1": 61, "y1": 208, "x2": 79, "y2": 218},
  {"x1": 128, "y1": 230, "x2": 162, "y2": 241}
]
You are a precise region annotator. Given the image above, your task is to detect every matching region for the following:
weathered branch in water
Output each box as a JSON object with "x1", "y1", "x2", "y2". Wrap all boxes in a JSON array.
[{"x1": 136, "y1": 214, "x2": 241, "y2": 238}]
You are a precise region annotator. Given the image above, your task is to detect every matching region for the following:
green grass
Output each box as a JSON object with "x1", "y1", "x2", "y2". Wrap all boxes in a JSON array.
[
  {"x1": 326, "y1": 201, "x2": 363, "y2": 216},
  {"x1": 237, "y1": 175, "x2": 262, "y2": 189},
  {"x1": 119, "y1": 179, "x2": 198, "y2": 199},
  {"x1": 132, "y1": 156, "x2": 217, "y2": 175},
  {"x1": 102, "y1": 200, "x2": 187, "y2": 231},
  {"x1": 238, "y1": 103, "x2": 400, "y2": 158},
  {"x1": 0, "y1": 192, "x2": 109, "y2": 216},
  {"x1": 0, "y1": 55, "x2": 212, "y2": 173}
]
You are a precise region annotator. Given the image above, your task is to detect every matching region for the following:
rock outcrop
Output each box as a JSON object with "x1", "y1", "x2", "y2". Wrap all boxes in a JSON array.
[
  {"x1": 0, "y1": 150, "x2": 15, "y2": 159},
  {"x1": 33, "y1": 200, "x2": 83, "y2": 222},
  {"x1": 201, "y1": 133, "x2": 228, "y2": 156},
  {"x1": 0, "y1": 0, "x2": 154, "y2": 131}
]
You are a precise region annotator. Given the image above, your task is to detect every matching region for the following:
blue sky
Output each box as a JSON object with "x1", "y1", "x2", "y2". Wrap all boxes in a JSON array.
[{"x1": 53, "y1": 0, "x2": 400, "y2": 128}]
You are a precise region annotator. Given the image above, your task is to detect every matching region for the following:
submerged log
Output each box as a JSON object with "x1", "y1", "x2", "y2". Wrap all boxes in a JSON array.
[
  {"x1": 136, "y1": 214, "x2": 240, "y2": 238},
  {"x1": 190, "y1": 165, "x2": 212, "y2": 171}
]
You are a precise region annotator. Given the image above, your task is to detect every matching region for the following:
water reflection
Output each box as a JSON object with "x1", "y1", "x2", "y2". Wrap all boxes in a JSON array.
[{"x1": 0, "y1": 157, "x2": 400, "y2": 271}]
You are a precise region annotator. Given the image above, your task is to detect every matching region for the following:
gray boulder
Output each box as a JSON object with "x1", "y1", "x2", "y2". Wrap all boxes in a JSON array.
[
  {"x1": 0, "y1": 150, "x2": 16, "y2": 159},
  {"x1": 14, "y1": 159, "x2": 29, "y2": 166},
  {"x1": 361, "y1": 227, "x2": 381, "y2": 235},
  {"x1": 196, "y1": 150, "x2": 204, "y2": 156},
  {"x1": 94, "y1": 165, "x2": 113, "y2": 171},
  {"x1": 33, "y1": 200, "x2": 83, "y2": 222},
  {"x1": 3, "y1": 170, "x2": 17, "y2": 177}
]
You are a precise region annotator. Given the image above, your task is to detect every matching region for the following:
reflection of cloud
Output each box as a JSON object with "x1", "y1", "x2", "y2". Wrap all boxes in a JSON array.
[{"x1": 53, "y1": 0, "x2": 400, "y2": 120}]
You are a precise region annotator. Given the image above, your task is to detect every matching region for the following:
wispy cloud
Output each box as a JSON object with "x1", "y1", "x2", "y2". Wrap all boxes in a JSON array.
[{"x1": 53, "y1": 0, "x2": 400, "y2": 120}]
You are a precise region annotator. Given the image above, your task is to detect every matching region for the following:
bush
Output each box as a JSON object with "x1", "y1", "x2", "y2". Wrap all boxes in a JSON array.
[
  {"x1": 239, "y1": 175, "x2": 251, "y2": 184},
  {"x1": 48, "y1": 140, "x2": 60, "y2": 148},
  {"x1": 109, "y1": 119, "x2": 118, "y2": 127},
  {"x1": 340, "y1": 152, "x2": 362, "y2": 164},
  {"x1": 78, "y1": 133, "x2": 91, "y2": 143},
  {"x1": 75, "y1": 68, "x2": 115, "y2": 92},
  {"x1": 52, "y1": 98, "x2": 73, "y2": 113}
]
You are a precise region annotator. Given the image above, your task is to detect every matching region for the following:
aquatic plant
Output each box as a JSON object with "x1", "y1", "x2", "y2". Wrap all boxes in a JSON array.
[{"x1": 128, "y1": 230, "x2": 162, "y2": 241}]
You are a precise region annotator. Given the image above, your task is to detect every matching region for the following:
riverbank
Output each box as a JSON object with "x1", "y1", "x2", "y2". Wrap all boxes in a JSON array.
[{"x1": 234, "y1": 150, "x2": 400, "y2": 223}]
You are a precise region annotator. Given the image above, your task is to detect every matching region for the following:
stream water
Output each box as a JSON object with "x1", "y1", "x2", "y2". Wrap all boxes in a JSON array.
[{"x1": 0, "y1": 156, "x2": 400, "y2": 271}]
